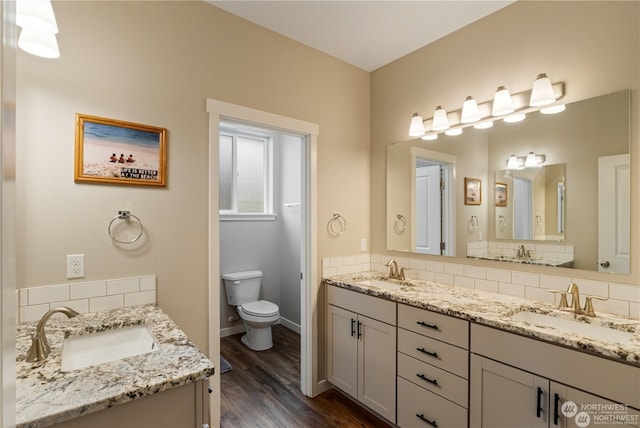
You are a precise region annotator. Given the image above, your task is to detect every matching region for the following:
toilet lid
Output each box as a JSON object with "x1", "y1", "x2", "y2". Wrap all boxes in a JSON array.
[{"x1": 241, "y1": 300, "x2": 279, "y2": 317}]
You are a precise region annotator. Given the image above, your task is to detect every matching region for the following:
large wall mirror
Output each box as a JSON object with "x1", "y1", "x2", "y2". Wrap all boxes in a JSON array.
[{"x1": 387, "y1": 89, "x2": 631, "y2": 274}]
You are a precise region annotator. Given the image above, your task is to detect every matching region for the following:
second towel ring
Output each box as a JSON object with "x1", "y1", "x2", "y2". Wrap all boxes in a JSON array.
[
  {"x1": 394, "y1": 214, "x2": 407, "y2": 234},
  {"x1": 328, "y1": 213, "x2": 347, "y2": 236},
  {"x1": 108, "y1": 210, "x2": 144, "y2": 244}
]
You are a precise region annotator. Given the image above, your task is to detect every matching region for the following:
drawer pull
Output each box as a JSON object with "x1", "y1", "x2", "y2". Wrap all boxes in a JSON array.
[
  {"x1": 553, "y1": 393, "x2": 560, "y2": 425},
  {"x1": 417, "y1": 321, "x2": 439, "y2": 330},
  {"x1": 416, "y1": 347, "x2": 439, "y2": 359},
  {"x1": 350, "y1": 318, "x2": 355, "y2": 337},
  {"x1": 416, "y1": 413, "x2": 438, "y2": 427},
  {"x1": 357, "y1": 321, "x2": 362, "y2": 339},
  {"x1": 416, "y1": 373, "x2": 438, "y2": 386},
  {"x1": 536, "y1": 386, "x2": 543, "y2": 418}
]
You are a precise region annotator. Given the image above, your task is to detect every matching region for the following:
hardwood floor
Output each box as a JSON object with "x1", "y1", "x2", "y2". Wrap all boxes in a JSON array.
[{"x1": 220, "y1": 324, "x2": 391, "y2": 428}]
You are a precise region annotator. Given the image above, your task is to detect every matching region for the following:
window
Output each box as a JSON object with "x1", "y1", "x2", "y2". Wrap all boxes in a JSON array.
[{"x1": 219, "y1": 131, "x2": 274, "y2": 220}]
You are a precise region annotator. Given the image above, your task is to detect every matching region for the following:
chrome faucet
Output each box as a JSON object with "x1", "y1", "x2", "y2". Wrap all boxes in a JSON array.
[
  {"x1": 26, "y1": 306, "x2": 80, "y2": 362},
  {"x1": 385, "y1": 259, "x2": 406, "y2": 280}
]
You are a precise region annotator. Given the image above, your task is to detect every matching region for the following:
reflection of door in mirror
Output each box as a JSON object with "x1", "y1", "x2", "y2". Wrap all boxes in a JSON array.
[
  {"x1": 598, "y1": 154, "x2": 630, "y2": 274},
  {"x1": 513, "y1": 177, "x2": 533, "y2": 240},
  {"x1": 415, "y1": 161, "x2": 453, "y2": 255}
]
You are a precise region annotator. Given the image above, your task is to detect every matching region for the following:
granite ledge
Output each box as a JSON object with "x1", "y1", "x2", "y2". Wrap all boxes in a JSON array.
[
  {"x1": 324, "y1": 272, "x2": 640, "y2": 366},
  {"x1": 16, "y1": 304, "x2": 215, "y2": 428}
]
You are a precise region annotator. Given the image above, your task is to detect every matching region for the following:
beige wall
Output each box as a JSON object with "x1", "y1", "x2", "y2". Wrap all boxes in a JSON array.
[
  {"x1": 17, "y1": 0, "x2": 369, "y2": 423},
  {"x1": 371, "y1": 1, "x2": 640, "y2": 285}
]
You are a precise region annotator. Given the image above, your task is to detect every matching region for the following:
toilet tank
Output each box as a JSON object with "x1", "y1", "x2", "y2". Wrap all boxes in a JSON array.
[{"x1": 222, "y1": 270, "x2": 263, "y2": 306}]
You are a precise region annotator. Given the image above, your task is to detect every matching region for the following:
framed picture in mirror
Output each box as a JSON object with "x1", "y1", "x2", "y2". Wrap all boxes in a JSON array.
[
  {"x1": 495, "y1": 182, "x2": 507, "y2": 207},
  {"x1": 464, "y1": 177, "x2": 481, "y2": 205}
]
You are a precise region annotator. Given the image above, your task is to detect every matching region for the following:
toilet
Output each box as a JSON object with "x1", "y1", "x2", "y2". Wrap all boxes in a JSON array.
[{"x1": 222, "y1": 270, "x2": 280, "y2": 351}]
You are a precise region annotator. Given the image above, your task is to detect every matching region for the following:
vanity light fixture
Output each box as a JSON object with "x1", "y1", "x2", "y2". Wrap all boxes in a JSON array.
[
  {"x1": 408, "y1": 73, "x2": 565, "y2": 140},
  {"x1": 506, "y1": 152, "x2": 546, "y2": 169},
  {"x1": 461, "y1": 96, "x2": 481, "y2": 123},
  {"x1": 409, "y1": 113, "x2": 426, "y2": 137},
  {"x1": 445, "y1": 128, "x2": 463, "y2": 136},
  {"x1": 529, "y1": 73, "x2": 556, "y2": 106},
  {"x1": 17, "y1": 0, "x2": 60, "y2": 59},
  {"x1": 431, "y1": 106, "x2": 450, "y2": 131},
  {"x1": 492, "y1": 86, "x2": 515, "y2": 116},
  {"x1": 507, "y1": 155, "x2": 520, "y2": 170}
]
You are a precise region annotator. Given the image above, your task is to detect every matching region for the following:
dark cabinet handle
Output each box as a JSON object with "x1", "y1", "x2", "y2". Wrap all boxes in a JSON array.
[
  {"x1": 350, "y1": 318, "x2": 355, "y2": 337},
  {"x1": 357, "y1": 321, "x2": 362, "y2": 339},
  {"x1": 537, "y1": 387, "x2": 543, "y2": 418},
  {"x1": 553, "y1": 393, "x2": 560, "y2": 425},
  {"x1": 416, "y1": 373, "x2": 438, "y2": 386},
  {"x1": 416, "y1": 347, "x2": 439, "y2": 359},
  {"x1": 416, "y1": 414, "x2": 438, "y2": 427},
  {"x1": 417, "y1": 321, "x2": 439, "y2": 330}
]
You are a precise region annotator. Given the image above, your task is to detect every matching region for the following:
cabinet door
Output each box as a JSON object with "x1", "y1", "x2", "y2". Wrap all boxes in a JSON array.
[
  {"x1": 327, "y1": 304, "x2": 358, "y2": 398},
  {"x1": 358, "y1": 314, "x2": 397, "y2": 422},
  {"x1": 551, "y1": 382, "x2": 640, "y2": 428},
  {"x1": 470, "y1": 354, "x2": 548, "y2": 428}
]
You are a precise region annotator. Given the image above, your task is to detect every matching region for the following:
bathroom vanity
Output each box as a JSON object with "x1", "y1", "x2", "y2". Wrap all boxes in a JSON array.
[
  {"x1": 324, "y1": 273, "x2": 640, "y2": 427},
  {"x1": 15, "y1": 304, "x2": 215, "y2": 428}
]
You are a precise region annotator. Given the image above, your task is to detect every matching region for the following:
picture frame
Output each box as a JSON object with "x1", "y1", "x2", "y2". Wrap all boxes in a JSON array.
[
  {"x1": 464, "y1": 177, "x2": 481, "y2": 205},
  {"x1": 495, "y1": 182, "x2": 508, "y2": 207},
  {"x1": 74, "y1": 113, "x2": 167, "y2": 187}
]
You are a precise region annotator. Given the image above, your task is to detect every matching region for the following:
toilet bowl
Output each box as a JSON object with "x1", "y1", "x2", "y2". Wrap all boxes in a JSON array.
[{"x1": 222, "y1": 270, "x2": 280, "y2": 351}]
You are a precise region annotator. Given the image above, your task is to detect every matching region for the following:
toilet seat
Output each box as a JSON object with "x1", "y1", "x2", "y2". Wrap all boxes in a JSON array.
[{"x1": 240, "y1": 300, "x2": 279, "y2": 317}]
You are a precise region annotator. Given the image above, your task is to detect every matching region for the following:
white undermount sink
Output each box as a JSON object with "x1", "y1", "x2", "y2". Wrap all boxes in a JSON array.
[
  {"x1": 61, "y1": 325, "x2": 159, "y2": 372},
  {"x1": 510, "y1": 311, "x2": 635, "y2": 344},
  {"x1": 357, "y1": 278, "x2": 404, "y2": 291}
]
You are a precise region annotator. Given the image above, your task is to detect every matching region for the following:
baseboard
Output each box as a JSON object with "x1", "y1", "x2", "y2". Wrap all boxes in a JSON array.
[
  {"x1": 278, "y1": 316, "x2": 301, "y2": 333},
  {"x1": 316, "y1": 379, "x2": 332, "y2": 396},
  {"x1": 220, "y1": 317, "x2": 301, "y2": 338}
]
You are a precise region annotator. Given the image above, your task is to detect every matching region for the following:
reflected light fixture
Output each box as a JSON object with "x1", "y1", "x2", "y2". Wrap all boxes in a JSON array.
[
  {"x1": 541, "y1": 104, "x2": 566, "y2": 114},
  {"x1": 445, "y1": 128, "x2": 463, "y2": 136},
  {"x1": 507, "y1": 152, "x2": 546, "y2": 169},
  {"x1": 18, "y1": 28, "x2": 60, "y2": 58},
  {"x1": 461, "y1": 96, "x2": 481, "y2": 123},
  {"x1": 431, "y1": 106, "x2": 450, "y2": 131},
  {"x1": 525, "y1": 152, "x2": 538, "y2": 167},
  {"x1": 503, "y1": 113, "x2": 526, "y2": 123},
  {"x1": 474, "y1": 120, "x2": 493, "y2": 129},
  {"x1": 492, "y1": 86, "x2": 515, "y2": 116},
  {"x1": 408, "y1": 113, "x2": 426, "y2": 137},
  {"x1": 17, "y1": 0, "x2": 60, "y2": 59},
  {"x1": 529, "y1": 73, "x2": 556, "y2": 106},
  {"x1": 421, "y1": 133, "x2": 438, "y2": 141},
  {"x1": 507, "y1": 155, "x2": 520, "y2": 170}
]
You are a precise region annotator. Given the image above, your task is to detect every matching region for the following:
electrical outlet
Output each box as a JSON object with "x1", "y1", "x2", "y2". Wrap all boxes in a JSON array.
[{"x1": 66, "y1": 254, "x2": 85, "y2": 279}]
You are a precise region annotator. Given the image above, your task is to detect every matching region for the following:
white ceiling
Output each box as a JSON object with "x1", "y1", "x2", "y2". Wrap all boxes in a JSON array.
[{"x1": 208, "y1": 1, "x2": 515, "y2": 71}]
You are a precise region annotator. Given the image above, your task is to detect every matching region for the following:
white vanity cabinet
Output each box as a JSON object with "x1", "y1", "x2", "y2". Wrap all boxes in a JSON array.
[
  {"x1": 470, "y1": 324, "x2": 640, "y2": 428},
  {"x1": 327, "y1": 286, "x2": 397, "y2": 423},
  {"x1": 396, "y1": 303, "x2": 470, "y2": 428}
]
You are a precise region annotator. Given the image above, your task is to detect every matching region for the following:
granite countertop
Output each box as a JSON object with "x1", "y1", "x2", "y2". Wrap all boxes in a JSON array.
[
  {"x1": 16, "y1": 304, "x2": 215, "y2": 428},
  {"x1": 324, "y1": 272, "x2": 640, "y2": 366}
]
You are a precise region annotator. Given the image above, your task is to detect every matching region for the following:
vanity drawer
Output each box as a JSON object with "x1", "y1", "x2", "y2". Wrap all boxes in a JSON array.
[
  {"x1": 397, "y1": 352, "x2": 468, "y2": 407},
  {"x1": 397, "y1": 376, "x2": 468, "y2": 428},
  {"x1": 398, "y1": 328, "x2": 469, "y2": 379},
  {"x1": 398, "y1": 303, "x2": 469, "y2": 349},
  {"x1": 327, "y1": 285, "x2": 396, "y2": 325}
]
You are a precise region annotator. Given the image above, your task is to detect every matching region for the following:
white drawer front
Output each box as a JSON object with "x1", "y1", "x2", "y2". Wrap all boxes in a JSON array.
[
  {"x1": 397, "y1": 352, "x2": 468, "y2": 407},
  {"x1": 327, "y1": 285, "x2": 396, "y2": 325},
  {"x1": 397, "y1": 376, "x2": 468, "y2": 428},
  {"x1": 398, "y1": 328, "x2": 469, "y2": 379},
  {"x1": 398, "y1": 303, "x2": 469, "y2": 349}
]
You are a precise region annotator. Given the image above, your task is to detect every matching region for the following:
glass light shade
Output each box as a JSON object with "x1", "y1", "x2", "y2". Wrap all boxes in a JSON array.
[
  {"x1": 474, "y1": 120, "x2": 494, "y2": 129},
  {"x1": 445, "y1": 128, "x2": 462, "y2": 136},
  {"x1": 431, "y1": 106, "x2": 450, "y2": 131},
  {"x1": 17, "y1": 0, "x2": 58, "y2": 34},
  {"x1": 540, "y1": 104, "x2": 566, "y2": 114},
  {"x1": 524, "y1": 152, "x2": 538, "y2": 167},
  {"x1": 529, "y1": 73, "x2": 556, "y2": 107},
  {"x1": 503, "y1": 113, "x2": 526, "y2": 123},
  {"x1": 18, "y1": 28, "x2": 60, "y2": 58},
  {"x1": 408, "y1": 113, "x2": 426, "y2": 137},
  {"x1": 461, "y1": 96, "x2": 481, "y2": 123},
  {"x1": 492, "y1": 86, "x2": 514, "y2": 116},
  {"x1": 507, "y1": 155, "x2": 520, "y2": 170},
  {"x1": 421, "y1": 133, "x2": 438, "y2": 141}
]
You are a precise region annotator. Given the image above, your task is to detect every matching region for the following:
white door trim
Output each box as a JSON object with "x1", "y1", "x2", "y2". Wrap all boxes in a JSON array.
[{"x1": 206, "y1": 99, "x2": 319, "y2": 424}]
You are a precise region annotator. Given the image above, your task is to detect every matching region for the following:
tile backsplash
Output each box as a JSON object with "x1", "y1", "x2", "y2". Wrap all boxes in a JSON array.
[
  {"x1": 322, "y1": 254, "x2": 639, "y2": 319},
  {"x1": 17, "y1": 275, "x2": 156, "y2": 323}
]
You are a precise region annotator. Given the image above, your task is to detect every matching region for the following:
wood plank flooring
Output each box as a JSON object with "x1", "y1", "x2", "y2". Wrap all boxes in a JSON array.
[{"x1": 220, "y1": 325, "x2": 391, "y2": 428}]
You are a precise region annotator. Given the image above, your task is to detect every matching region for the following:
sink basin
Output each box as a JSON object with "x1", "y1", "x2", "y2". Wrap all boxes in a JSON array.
[
  {"x1": 357, "y1": 279, "x2": 404, "y2": 291},
  {"x1": 61, "y1": 325, "x2": 159, "y2": 372},
  {"x1": 510, "y1": 311, "x2": 635, "y2": 343}
]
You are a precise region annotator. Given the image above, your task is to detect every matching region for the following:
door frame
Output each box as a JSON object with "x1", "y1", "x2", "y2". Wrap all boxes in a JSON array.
[{"x1": 206, "y1": 99, "x2": 319, "y2": 423}]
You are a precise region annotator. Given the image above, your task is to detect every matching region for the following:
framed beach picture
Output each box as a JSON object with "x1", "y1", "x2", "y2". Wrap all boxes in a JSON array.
[
  {"x1": 495, "y1": 182, "x2": 508, "y2": 207},
  {"x1": 464, "y1": 177, "x2": 481, "y2": 205},
  {"x1": 74, "y1": 114, "x2": 167, "y2": 187}
]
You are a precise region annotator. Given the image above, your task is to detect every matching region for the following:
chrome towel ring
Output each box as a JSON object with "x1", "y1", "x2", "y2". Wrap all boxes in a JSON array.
[
  {"x1": 108, "y1": 210, "x2": 144, "y2": 244},
  {"x1": 394, "y1": 214, "x2": 407, "y2": 234},
  {"x1": 327, "y1": 213, "x2": 347, "y2": 236}
]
